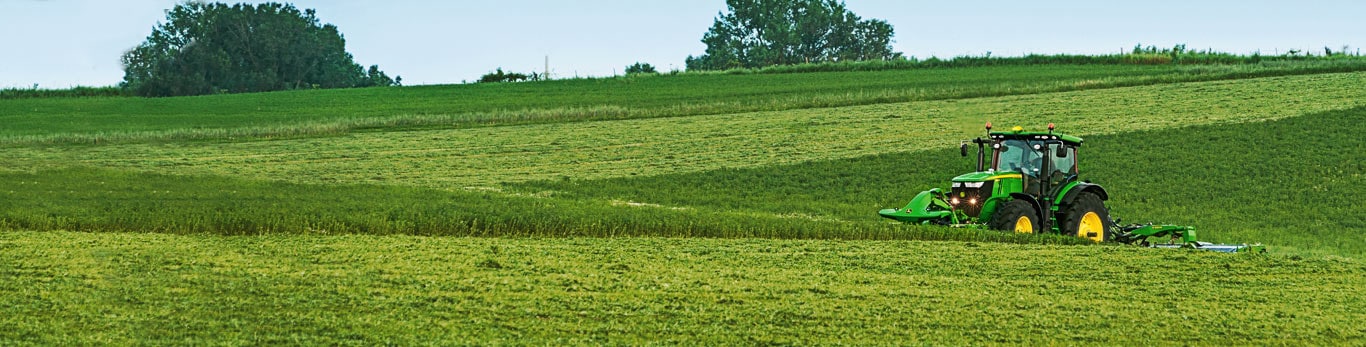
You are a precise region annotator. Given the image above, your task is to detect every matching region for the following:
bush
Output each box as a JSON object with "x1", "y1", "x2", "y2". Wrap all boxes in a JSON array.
[
  {"x1": 1, "y1": 86, "x2": 125, "y2": 99},
  {"x1": 478, "y1": 68, "x2": 531, "y2": 83},
  {"x1": 625, "y1": 62, "x2": 657, "y2": 75}
]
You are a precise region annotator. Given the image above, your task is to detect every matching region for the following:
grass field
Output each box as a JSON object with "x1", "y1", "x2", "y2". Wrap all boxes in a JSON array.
[
  {"x1": 2, "y1": 62, "x2": 1364, "y2": 343},
  {"x1": 5, "y1": 72, "x2": 1362, "y2": 189},
  {"x1": 511, "y1": 107, "x2": 1366, "y2": 258},
  {"x1": 3, "y1": 232, "x2": 1362, "y2": 345},
  {"x1": 3, "y1": 72, "x2": 1361, "y2": 253},
  {"x1": 3, "y1": 61, "x2": 1365, "y2": 145}
]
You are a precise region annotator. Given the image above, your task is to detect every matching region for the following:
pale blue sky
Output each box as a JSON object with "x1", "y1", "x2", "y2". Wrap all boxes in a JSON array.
[{"x1": 2, "y1": 0, "x2": 1362, "y2": 88}]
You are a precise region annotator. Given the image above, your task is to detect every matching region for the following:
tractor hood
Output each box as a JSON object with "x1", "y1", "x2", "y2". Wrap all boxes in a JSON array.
[{"x1": 951, "y1": 171, "x2": 1023, "y2": 183}]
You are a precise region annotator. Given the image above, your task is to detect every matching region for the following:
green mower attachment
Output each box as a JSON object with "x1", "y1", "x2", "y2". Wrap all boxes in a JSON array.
[
  {"x1": 1112, "y1": 224, "x2": 1266, "y2": 253},
  {"x1": 877, "y1": 188, "x2": 955, "y2": 224}
]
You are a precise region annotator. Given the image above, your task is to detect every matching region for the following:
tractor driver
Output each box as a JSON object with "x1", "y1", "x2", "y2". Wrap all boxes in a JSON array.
[
  {"x1": 997, "y1": 140, "x2": 1075, "y2": 195},
  {"x1": 1029, "y1": 144, "x2": 1075, "y2": 183},
  {"x1": 1052, "y1": 145, "x2": 1076, "y2": 178}
]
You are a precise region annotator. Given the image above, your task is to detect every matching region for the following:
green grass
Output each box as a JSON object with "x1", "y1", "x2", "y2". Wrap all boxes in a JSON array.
[
  {"x1": 3, "y1": 62, "x2": 1365, "y2": 343},
  {"x1": 0, "y1": 166, "x2": 1087, "y2": 245},
  {"x1": 1090, "y1": 108, "x2": 1366, "y2": 257},
  {"x1": 2, "y1": 72, "x2": 1362, "y2": 257},
  {"x1": 4, "y1": 61, "x2": 1366, "y2": 145},
  {"x1": 512, "y1": 107, "x2": 1366, "y2": 259},
  {"x1": 2, "y1": 81, "x2": 1361, "y2": 257},
  {"x1": 6, "y1": 72, "x2": 1362, "y2": 189},
  {"x1": 3, "y1": 231, "x2": 1362, "y2": 345}
]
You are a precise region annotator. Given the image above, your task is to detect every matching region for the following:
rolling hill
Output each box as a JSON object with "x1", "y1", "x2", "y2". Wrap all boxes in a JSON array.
[{"x1": 2, "y1": 62, "x2": 1363, "y2": 344}]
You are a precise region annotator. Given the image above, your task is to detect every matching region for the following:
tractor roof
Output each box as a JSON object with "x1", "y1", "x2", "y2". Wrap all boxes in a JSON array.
[{"x1": 989, "y1": 131, "x2": 1084, "y2": 145}]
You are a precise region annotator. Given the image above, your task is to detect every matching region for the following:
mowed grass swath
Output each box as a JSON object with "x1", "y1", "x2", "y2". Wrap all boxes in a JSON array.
[
  {"x1": 4, "y1": 61, "x2": 1366, "y2": 145},
  {"x1": 8, "y1": 72, "x2": 1365, "y2": 189},
  {"x1": 2, "y1": 232, "x2": 1362, "y2": 345}
]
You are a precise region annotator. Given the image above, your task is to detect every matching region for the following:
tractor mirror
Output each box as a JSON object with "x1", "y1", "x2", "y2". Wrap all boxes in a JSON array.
[
  {"x1": 1057, "y1": 148, "x2": 1068, "y2": 158},
  {"x1": 960, "y1": 143, "x2": 968, "y2": 157}
]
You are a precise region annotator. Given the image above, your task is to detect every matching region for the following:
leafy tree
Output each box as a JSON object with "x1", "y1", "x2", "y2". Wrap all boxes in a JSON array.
[
  {"x1": 120, "y1": 2, "x2": 397, "y2": 97},
  {"x1": 686, "y1": 0, "x2": 899, "y2": 71},
  {"x1": 478, "y1": 68, "x2": 530, "y2": 83},
  {"x1": 478, "y1": 68, "x2": 508, "y2": 83},
  {"x1": 625, "y1": 62, "x2": 657, "y2": 74}
]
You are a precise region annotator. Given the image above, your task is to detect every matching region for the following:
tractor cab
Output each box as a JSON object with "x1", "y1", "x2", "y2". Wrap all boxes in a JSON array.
[
  {"x1": 955, "y1": 123, "x2": 1084, "y2": 196},
  {"x1": 983, "y1": 127, "x2": 1083, "y2": 194}
]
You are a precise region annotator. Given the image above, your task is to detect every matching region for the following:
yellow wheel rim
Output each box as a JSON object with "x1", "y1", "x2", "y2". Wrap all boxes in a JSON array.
[
  {"x1": 1013, "y1": 216, "x2": 1034, "y2": 234},
  {"x1": 1078, "y1": 212, "x2": 1103, "y2": 242}
]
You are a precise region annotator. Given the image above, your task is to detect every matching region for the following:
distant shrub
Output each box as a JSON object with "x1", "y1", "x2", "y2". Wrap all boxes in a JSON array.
[
  {"x1": 0, "y1": 86, "x2": 125, "y2": 99},
  {"x1": 625, "y1": 62, "x2": 657, "y2": 75},
  {"x1": 478, "y1": 68, "x2": 531, "y2": 83}
]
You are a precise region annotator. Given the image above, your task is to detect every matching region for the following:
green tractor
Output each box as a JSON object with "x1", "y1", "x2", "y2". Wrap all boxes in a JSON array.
[
  {"x1": 878, "y1": 122, "x2": 1263, "y2": 252},
  {"x1": 879, "y1": 122, "x2": 1109, "y2": 240}
]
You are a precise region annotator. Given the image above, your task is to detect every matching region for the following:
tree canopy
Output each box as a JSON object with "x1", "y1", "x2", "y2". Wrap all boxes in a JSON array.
[
  {"x1": 686, "y1": 0, "x2": 899, "y2": 71},
  {"x1": 120, "y1": 2, "x2": 396, "y2": 97}
]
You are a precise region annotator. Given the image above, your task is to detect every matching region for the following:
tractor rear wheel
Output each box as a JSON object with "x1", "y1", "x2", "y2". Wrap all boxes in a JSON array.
[
  {"x1": 989, "y1": 199, "x2": 1040, "y2": 233},
  {"x1": 1060, "y1": 192, "x2": 1112, "y2": 242}
]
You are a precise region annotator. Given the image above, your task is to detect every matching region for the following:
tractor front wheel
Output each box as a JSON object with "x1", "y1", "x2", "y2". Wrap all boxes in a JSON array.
[
  {"x1": 1060, "y1": 192, "x2": 1113, "y2": 242},
  {"x1": 989, "y1": 199, "x2": 1040, "y2": 234}
]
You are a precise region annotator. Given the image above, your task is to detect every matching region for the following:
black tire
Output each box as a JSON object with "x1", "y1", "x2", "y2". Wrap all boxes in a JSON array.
[
  {"x1": 988, "y1": 199, "x2": 1040, "y2": 233},
  {"x1": 1060, "y1": 192, "x2": 1113, "y2": 242}
]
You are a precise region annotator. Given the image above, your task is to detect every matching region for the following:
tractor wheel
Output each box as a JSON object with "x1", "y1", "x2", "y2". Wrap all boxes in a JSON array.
[
  {"x1": 1060, "y1": 192, "x2": 1112, "y2": 242},
  {"x1": 989, "y1": 199, "x2": 1040, "y2": 234}
]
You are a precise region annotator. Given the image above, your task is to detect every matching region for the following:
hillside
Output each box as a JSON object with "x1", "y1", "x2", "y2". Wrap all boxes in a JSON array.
[
  {"x1": 2, "y1": 61, "x2": 1365, "y2": 145},
  {"x1": 2, "y1": 63, "x2": 1364, "y2": 343},
  {"x1": 2, "y1": 70, "x2": 1362, "y2": 256}
]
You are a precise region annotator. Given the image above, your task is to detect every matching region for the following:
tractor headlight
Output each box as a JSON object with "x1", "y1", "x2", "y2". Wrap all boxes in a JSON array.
[
  {"x1": 950, "y1": 197, "x2": 960, "y2": 205},
  {"x1": 964, "y1": 182, "x2": 985, "y2": 188},
  {"x1": 968, "y1": 197, "x2": 977, "y2": 205}
]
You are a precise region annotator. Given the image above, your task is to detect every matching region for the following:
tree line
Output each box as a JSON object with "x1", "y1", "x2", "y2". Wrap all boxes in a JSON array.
[
  {"x1": 117, "y1": 1, "x2": 895, "y2": 93},
  {"x1": 478, "y1": 0, "x2": 898, "y2": 83},
  {"x1": 100, "y1": 1, "x2": 1366, "y2": 93}
]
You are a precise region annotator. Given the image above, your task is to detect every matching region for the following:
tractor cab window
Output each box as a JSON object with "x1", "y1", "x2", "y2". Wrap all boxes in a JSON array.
[
  {"x1": 995, "y1": 140, "x2": 1077, "y2": 178},
  {"x1": 993, "y1": 140, "x2": 1042, "y2": 176},
  {"x1": 1053, "y1": 145, "x2": 1077, "y2": 176}
]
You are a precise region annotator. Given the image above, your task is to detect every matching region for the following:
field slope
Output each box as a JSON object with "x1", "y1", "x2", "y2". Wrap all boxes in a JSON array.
[
  {"x1": 2, "y1": 63, "x2": 1364, "y2": 343},
  {"x1": 4, "y1": 72, "x2": 1362, "y2": 188},
  {"x1": 512, "y1": 107, "x2": 1366, "y2": 258},
  {"x1": 2, "y1": 61, "x2": 1364, "y2": 145}
]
